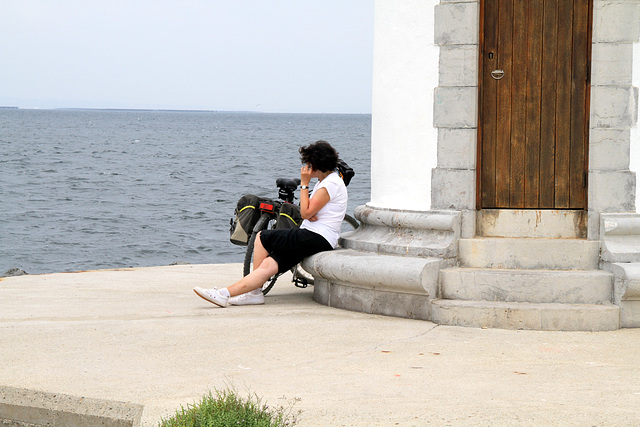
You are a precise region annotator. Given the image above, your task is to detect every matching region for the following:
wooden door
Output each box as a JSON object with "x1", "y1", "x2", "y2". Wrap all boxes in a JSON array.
[{"x1": 478, "y1": 0, "x2": 592, "y2": 209}]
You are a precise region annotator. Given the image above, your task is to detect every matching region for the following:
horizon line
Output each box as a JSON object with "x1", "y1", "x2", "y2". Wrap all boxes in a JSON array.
[{"x1": 0, "y1": 106, "x2": 372, "y2": 115}]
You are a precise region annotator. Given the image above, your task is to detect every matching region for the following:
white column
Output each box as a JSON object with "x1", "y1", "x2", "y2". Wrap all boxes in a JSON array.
[
  {"x1": 369, "y1": 0, "x2": 439, "y2": 211},
  {"x1": 632, "y1": 40, "x2": 640, "y2": 209}
]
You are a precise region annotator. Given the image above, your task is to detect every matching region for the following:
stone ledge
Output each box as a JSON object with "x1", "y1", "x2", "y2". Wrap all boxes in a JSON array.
[
  {"x1": 431, "y1": 299, "x2": 620, "y2": 331},
  {"x1": 459, "y1": 238, "x2": 600, "y2": 270},
  {"x1": 304, "y1": 249, "x2": 444, "y2": 320},
  {"x1": 0, "y1": 386, "x2": 143, "y2": 427},
  {"x1": 608, "y1": 262, "x2": 640, "y2": 300},
  {"x1": 353, "y1": 205, "x2": 460, "y2": 231},
  {"x1": 303, "y1": 249, "x2": 442, "y2": 296},
  {"x1": 602, "y1": 254, "x2": 640, "y2": 328},
  {"x1": 440, "y1": 267, "x2": 613, "y2": 304},
  {"x1": 314, "y1": 279, "x2": 433, "y2": 320},
  {"x1": 602, "y1": 213, "x2": 640, "y2": 235},
  {"x1": 477, "y1": 209, "x2": 587, "y2": 238},
  {"x1": 340, "y1": 206, "x2": 461, "y2": 258},
  {"x1": 303, "y1": 206, "x2": 463, "y2": 320}
]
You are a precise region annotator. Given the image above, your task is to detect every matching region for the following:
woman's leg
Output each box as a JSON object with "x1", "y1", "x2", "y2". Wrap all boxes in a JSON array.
[
  {"x1": 193, "y1": 231, "x2": 281, "y2": 306},
  {"x1": 252, "y1": 231, "x2": 269, "y2": 271},
  {"x1": 226, "y1": 256, "x2": 278, "y2": 297},
  {"x1": 234, "y1": 231, "x2": 271, "y2": 297}
]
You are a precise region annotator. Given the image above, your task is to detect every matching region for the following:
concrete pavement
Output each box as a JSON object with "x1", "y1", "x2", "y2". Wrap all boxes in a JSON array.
[{"x1": 1, "y1": 264, "x2": 640, "y2": 426}]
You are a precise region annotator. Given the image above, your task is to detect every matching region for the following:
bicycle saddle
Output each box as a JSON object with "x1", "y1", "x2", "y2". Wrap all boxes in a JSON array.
[{"x1": 276, "y1": 178, "x2": 301, "y2": 190}]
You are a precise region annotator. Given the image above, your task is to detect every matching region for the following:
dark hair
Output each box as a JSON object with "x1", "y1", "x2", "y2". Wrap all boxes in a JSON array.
[{"x1": 299, "y1": 140, "x2": 339, "y2": 172}]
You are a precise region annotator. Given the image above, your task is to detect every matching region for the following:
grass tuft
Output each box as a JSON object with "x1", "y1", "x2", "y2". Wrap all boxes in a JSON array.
[{"x1": 159, "y1": 387, "x2": 300, "y2": 427}]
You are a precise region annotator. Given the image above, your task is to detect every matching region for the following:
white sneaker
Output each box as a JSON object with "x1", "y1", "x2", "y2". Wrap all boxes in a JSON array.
[
  {"x1": 228, "y1": 292, "x2": 265, "y2": 306},
  {"x1": 193, "y1": 287, "x2": 228, "y2": 307}
]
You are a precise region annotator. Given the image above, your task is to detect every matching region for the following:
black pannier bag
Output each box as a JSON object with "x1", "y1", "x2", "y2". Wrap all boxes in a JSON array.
[
  {"x1": 336, "y1": 159, "x2": 355, "y2": 186},
  {"x1": 275, "y1": 203, "x2": 302, "y2": 230},
  {"x1": 229, "y1": 194, "x2": 262, "y2": 245}
]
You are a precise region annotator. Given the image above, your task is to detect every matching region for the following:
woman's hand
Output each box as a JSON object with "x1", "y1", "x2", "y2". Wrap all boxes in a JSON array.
[{"x1": 300, "y1": 164, "x2": 313, "y2": 186}]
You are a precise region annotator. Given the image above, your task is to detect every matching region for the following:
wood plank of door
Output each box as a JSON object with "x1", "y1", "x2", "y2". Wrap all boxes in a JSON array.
[
  {"x1": 555, "y1": 0, "x2": 574, "y2": 208},
  {"x1": 496, "y1": 0, "x2": 514, "y2": 207},
  {"x1": 525, "y1": 0, "x2": 543, "y2": 208},
  {"x1": 539, "y1": 0, "x2": 559, "y2": 208},
  {"x1": 570, "y1": 0, "x2": 590, "y2": 209},
  {"x1": 510, "y1": 0, "x2": 527, "y2": 208},
  {"x1": 480, "y1": 0, "x2": 499, "y2": 208}
]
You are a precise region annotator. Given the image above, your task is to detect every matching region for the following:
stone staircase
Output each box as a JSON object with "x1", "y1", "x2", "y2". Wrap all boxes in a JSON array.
[
  {"x1": 600, "y1": 213, "x2": 640, "y2": 327},
  {"x1": 302, "y1": 206, "x2": 461, "y2": 321},
  {"x1": 306, "y1": 207, "x2": 623, "y2": 331},
  {"x1": 432, "y1": 236, "x2": 620, "y2": 331}
]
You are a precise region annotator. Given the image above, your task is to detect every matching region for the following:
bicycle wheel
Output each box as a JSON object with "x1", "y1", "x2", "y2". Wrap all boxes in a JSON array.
[
  {"x1": 243, "y1": 215, "x2": 271, "y2": 276},
  {"x1": 261, "y1": 274, "x2": 280, "y2": 295},
  {"x1": 341, "y1": 213, "x2": 359, "y2": 234},
  {"x1": 243, "y1": 214, "x2": 280, "y2": 295}
]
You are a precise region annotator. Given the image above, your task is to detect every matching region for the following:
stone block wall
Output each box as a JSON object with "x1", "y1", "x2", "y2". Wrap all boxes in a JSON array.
[
  {"x1": 589, "y1": 0, "x2": 640, "y2": 237},
  {"x1": 432, "y1": 0, "x2": 478, "y2": 238}
]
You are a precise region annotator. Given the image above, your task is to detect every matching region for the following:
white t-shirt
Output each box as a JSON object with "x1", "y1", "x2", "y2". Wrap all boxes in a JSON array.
[{"x1": 300, "y1": 171, "x2": 348, "y2": 248}]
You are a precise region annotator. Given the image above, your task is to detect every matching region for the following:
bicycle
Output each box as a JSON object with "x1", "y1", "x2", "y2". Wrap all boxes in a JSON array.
[{"x1": 243, "y1": 177, "x2": 358, "y2": 295}]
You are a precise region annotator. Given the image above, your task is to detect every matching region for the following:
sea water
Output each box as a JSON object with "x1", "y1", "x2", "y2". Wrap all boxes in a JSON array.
[{"x1": 1, "y1": 109, "x2": 371, "y2": 274}]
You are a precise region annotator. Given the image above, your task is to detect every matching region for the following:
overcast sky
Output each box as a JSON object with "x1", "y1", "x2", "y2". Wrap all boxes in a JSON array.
[{"x1": 0, "y1": 0, "x2": 374, "y2": 113}]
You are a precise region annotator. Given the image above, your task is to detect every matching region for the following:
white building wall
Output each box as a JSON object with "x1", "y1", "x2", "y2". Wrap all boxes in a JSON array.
[
  {"x1": 632, "y1": 41, "x2": 640, "y2": 210},
  {"x1": 370, "y1": 0, "x2": 639, "y2": 213},
  {"x1": 369, "y1": 0, "x2": 439, "y2": 211}
]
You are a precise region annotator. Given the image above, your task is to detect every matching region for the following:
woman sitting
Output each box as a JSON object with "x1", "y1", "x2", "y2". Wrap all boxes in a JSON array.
[{"x1": 194, "y1": 140, "x2": 348, "y2": 306}]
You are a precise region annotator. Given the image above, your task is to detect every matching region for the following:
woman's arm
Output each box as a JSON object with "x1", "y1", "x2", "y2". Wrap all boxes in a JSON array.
[
  {"x1": 300, "y1": 165, "x2": 330, "y2": 220},
  {"x1": 300, "y1": 187, "x2": 329, "y2": 220}
]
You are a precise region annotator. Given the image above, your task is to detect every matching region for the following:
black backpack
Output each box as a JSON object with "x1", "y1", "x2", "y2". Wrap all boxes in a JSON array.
[
  {"x1": 336, "y1": 159, "x2": 355, "y2": 186},
  {"x1": 275, "y1": 203, "x2": 303, "y2": 230},
  {"x1": 229, "y1": 194, "x2": 262, "y2": 246}
]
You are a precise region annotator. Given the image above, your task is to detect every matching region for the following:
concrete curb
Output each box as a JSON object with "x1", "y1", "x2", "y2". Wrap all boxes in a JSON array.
[{"x1": 0, "y1": 386, "x2": 143, "y2": 427}]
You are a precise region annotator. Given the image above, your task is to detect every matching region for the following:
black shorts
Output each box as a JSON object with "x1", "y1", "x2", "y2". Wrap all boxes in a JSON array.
[{"x1": 259, "y1": 228, "x2": 333, "y2": 274}]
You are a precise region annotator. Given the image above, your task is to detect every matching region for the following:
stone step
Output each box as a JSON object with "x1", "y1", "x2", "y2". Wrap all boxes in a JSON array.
[
  {"x1": 339, "y1": 206, "x2": 460, "y2": 258},
  {"x1": 440, "y1": 267, "x2": 613, "y2": 304},
  {"x1": 458, "y1": 238, "x2": 600, "y2": 270},
  {"x1": 302, "y1": 249, "x2": 444, "y2": 320},
  {"x1": 431, "y1": 299, "x2": 620, "y2": 331},
  {"x1": 607, "y1": 263, "x2": 640, "y2": 327},
  {"x1": 477, "y1": 209, "x2": 587, "y2": 238}
]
